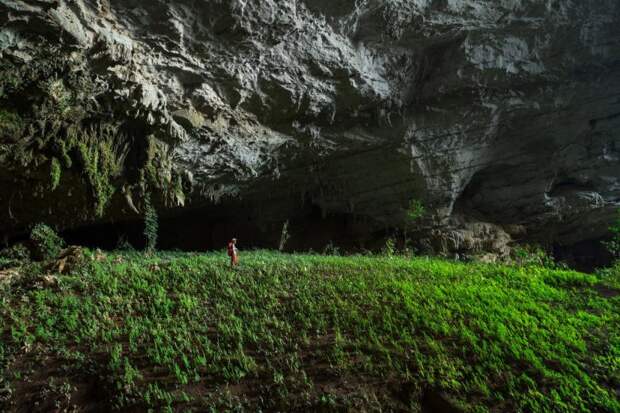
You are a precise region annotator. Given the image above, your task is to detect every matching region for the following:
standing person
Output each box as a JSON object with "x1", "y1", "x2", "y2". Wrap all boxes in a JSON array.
[{"x1": 227, "y1": 238, "x2": 239, "y2": 268}]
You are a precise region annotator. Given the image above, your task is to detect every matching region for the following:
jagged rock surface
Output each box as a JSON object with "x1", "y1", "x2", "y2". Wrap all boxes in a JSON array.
[{"x1": 1, "y1": 0, "x2": 619, "y2": 253}]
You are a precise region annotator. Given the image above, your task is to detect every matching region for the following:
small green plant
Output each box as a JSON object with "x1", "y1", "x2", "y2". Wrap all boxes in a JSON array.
[
  {"x1": 278, "y1": 220, "x2": 290, "y2": 251},
  {"x1": 406, "y1": 199, "x2": 425, "y2": 222},
  {"x1": 382, "y1": 238, "x2": 396, "y2": 257},
  {"x1": 143, "y1": 194, "x2": 158, "y2": 253},
  {"x1": 43, "y1": 78, "x2": 73, "y2": 117},
  {"x1": 402, "y1": 200, "x2": 425, "y2": 256},
  {"x1": 603, "y1": 209, "x2": 620, "y2": 260},
  {"x1": 30, "y1": 223, "x2": 65, "y2": 260},
  {"x1": 50, "y1": 157, "x2": 61, "y2": 190}
]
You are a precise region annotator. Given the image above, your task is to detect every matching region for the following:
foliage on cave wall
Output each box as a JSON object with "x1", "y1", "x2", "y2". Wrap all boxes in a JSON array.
[
  {"x1": 140, "y1": 137, "x2": 186, "y2": 209},
  {"x1": 0, "y1": 41, "x2": 185, "y2": 218},
  {"x1": 73, "y1": 124, "x2": 130, "y2": 216}
]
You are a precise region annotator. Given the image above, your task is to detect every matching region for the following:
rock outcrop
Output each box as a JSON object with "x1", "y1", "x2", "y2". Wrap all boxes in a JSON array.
[{"x1": 1, "y1": 0, "x2": 619, "y2": 254}]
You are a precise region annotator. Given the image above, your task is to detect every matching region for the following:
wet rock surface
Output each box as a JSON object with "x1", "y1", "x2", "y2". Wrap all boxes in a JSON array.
[{"x1": 0, "y1": 0, "x2": 619, "y2": 253}]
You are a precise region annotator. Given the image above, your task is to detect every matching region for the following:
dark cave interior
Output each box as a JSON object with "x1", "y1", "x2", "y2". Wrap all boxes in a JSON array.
[
  {"x1": 57, "y1": 212, "x2": 613, "y2": 273},
  {"x1": 59, "y1": 202, "x2": 384, "y2": 254}
]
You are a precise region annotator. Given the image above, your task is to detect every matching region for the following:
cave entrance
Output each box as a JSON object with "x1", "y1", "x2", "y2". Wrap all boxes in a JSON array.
[
  {"x1": 553, "y1": 238, "x2": 614, "y2": 273},
  {"x1": 451, "y1": 165, "x2": 511, "y2": 222},
  {"x1": 61, "y1": 201, "x2": 381, "y2": 253}
]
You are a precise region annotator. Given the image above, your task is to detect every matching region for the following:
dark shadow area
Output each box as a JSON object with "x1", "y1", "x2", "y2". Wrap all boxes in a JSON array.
[
  {"x1": 62, "y1": 220, "x2": 146, "y2": 250},
  {"x1": 61, "y1": 201, "x2": 383, "y2": 254},
  {"x1": 547, "y1": 178, "x2": 594, "y2": 198},
  {"x1": 553, "y1": 237, "x2": 614, "y2": 273},
  {"x1": 451, "y1": 165, "x2": 512, "y2": 222}
]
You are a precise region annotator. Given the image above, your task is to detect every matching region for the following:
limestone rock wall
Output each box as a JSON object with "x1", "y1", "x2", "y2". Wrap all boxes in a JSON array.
[{"x1": 1, "y1": 0, "x2": 619, "y2": 252}]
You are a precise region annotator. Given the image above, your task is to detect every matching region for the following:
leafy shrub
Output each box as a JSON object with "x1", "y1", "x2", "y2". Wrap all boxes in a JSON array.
[
  {"x1": 597, "y1": 261, "x2": 620, "y2": 290},
  {"x1": 30, "y1": 223, "x2": 65, "y2": 260},
  {"x1": 512, "y1": 244, "x2": 557, "y2": 268},
  {"x1": 0, "y1": 243, "x2": 30, "y2": 261},
  {"x1": 143, "y1": 194, "x2": 158, "y2": 252},
  {"x1": 0, "y1": 243, "x2": 31, "y2": 268}
]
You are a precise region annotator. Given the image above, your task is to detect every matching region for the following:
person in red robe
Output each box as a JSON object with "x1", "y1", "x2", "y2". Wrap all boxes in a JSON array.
[{"x1": 227, "y1": 238, "x2": 238, "y2": 268}]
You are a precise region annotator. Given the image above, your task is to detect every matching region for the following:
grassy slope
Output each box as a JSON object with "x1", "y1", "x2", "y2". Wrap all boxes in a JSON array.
[{"x1": 1, "y1": 251, "x2": 619, "y2": 412}]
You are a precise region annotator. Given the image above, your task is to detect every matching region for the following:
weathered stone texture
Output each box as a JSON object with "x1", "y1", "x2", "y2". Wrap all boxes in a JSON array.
[{"x1": 1, "y1": 0, "x2": 619, "y2": 251}]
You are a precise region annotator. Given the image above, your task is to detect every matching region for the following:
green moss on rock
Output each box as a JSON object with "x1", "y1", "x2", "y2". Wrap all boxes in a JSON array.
[
  {"x1": 49, "y1": 157, "x2": 61, "y2": 190},
  {"x1": 74, "y1": 125, "x2": 128, "y2": 217},
  {"x1": 0, "y1": 42, "x2": 186, "y2": 221},
  {"x1": 0, "y1": 109, "x2": 23, "y2": 141}
]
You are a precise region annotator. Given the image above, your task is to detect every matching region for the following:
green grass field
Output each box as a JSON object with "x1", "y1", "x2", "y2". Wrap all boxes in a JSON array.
[{"x1": 1, "y1": 250, "x2": 619, "y2": 412}]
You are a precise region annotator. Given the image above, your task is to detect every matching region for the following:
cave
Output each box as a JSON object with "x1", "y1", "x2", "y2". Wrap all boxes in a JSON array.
[
  {"x1": 60, "y1": 199, "x2": 383, "y2": 254},
  {"x1": 452, "y1": 165, "x2": 514, "y2": 222},
  {"x1": 2, "y1": 1, "x2": 620, "y2": 411}
]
